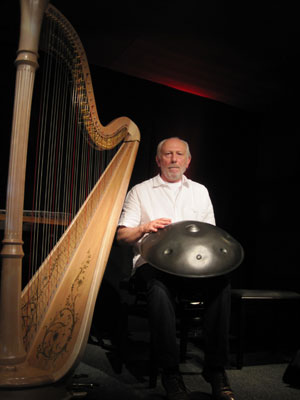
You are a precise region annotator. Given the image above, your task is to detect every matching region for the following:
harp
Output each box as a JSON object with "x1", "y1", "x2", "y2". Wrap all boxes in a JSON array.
[{"x1": 0, "y1": 0, "x2": 140, "y2": 387}]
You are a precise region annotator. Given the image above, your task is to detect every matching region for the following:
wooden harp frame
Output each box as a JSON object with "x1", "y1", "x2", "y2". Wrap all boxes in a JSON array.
[{"x1": 0, "y1": 0, "x2": 140, "y2": 387}]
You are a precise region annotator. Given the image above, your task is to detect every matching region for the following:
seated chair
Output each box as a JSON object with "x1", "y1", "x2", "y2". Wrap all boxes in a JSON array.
[{"x1": 120, "y1": 274, "x2": 205, "y2": 387}]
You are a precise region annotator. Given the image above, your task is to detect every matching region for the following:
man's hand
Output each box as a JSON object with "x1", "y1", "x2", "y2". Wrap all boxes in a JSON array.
[
  {"x1": 142, "y1": 218, "x2": 171, "y2": 233},
  {"x1": 117, "y1": 218, "x2": 172, "y2": 245}
]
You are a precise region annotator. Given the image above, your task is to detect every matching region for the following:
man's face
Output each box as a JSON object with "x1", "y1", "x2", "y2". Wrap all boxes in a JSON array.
[{"x1": 156, "y1": 138, "x2": 191, "y2": 182}]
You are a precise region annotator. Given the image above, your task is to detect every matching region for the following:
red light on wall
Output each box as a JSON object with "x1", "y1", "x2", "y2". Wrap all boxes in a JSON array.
[
  {"x1": 162, "y1": 82, "x2": 212, "y2": 99},
  {"x1": 144, "y1": 74, "x2": 217, "y2": 102}
]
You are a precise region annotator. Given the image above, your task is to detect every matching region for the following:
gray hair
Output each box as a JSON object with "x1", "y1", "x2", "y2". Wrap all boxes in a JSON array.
[{"x1": 156, "y1": 137, "x2": 191, "y2": 159}]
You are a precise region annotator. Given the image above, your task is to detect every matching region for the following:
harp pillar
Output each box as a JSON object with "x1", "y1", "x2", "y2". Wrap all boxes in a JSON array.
[{"x1": 0, "y1": 0, "x2": 49, "y2": 367}]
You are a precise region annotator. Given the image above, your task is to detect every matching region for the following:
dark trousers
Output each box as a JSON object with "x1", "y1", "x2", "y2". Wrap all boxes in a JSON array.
[{"x1": 134, "y1": 263, "x2": 231, "y2": 370}]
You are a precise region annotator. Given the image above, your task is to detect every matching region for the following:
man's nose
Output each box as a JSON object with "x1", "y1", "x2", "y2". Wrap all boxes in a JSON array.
[{"x1": 171, "y1": 153, "x2": 177, "y2": 162}]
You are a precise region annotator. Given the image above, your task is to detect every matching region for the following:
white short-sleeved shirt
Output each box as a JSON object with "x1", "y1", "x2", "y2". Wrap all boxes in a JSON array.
[{"x1": 118, "y1": 174, "x2": 215, "y2": 271}]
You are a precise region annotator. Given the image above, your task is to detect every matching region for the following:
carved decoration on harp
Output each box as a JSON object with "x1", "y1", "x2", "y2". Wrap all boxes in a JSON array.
[
  {"x1": 0, "y1": 0, "x2": 140, "y2": 388},
  {"x1": 36, "y1": 250, "x2": 91, "y2": 364}
]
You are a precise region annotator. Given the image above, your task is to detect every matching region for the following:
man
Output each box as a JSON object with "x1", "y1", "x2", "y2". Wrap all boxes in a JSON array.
[{"x1": 117, "y1": 137, "x2": 235, "y2": 400}]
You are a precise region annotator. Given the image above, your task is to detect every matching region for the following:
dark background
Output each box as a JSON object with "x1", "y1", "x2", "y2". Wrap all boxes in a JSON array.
[{"x1": 0, "y1": 1, "x2": 299, "y2": 299}]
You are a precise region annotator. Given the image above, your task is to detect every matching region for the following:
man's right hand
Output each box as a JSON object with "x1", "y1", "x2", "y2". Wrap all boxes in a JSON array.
[
  {"x1": 142, "y1": 218, "x2": 172, "y2": 233},
  {"x1": 117, "y1": 218, "x2": 171, "y2": 245}
]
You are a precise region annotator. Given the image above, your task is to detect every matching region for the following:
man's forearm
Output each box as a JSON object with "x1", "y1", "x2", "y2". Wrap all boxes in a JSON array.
[{"x1": 116, "y1": 225, "x2": 145, "y2": 246}]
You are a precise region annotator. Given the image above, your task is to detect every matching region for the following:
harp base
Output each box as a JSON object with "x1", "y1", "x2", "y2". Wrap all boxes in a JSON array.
[
  {"x1": 0, "y1": 385, "x2": 71, "y2": 400},
  {"x1": 0, "y1": 361, "x2": 53, "y2": 388}
]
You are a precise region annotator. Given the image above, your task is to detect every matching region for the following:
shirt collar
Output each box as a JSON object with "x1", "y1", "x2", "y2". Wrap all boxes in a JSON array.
[{"x1": 152, "y1": 174, "x2": 190, "y2": 188}]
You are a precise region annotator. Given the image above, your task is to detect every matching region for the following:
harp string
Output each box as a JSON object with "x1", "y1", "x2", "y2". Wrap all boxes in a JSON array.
[{"x1": 24, "y1": 13, "x2": 117, "y2": 294}]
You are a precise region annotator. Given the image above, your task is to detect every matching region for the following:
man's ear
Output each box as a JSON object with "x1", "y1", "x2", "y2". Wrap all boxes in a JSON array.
[
  {"x1": 186, "y1": 156, "x2": 191, "y2": 169},
  {"x1": 156, "y1": 155, "x2": 161, "y2": 168}
]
